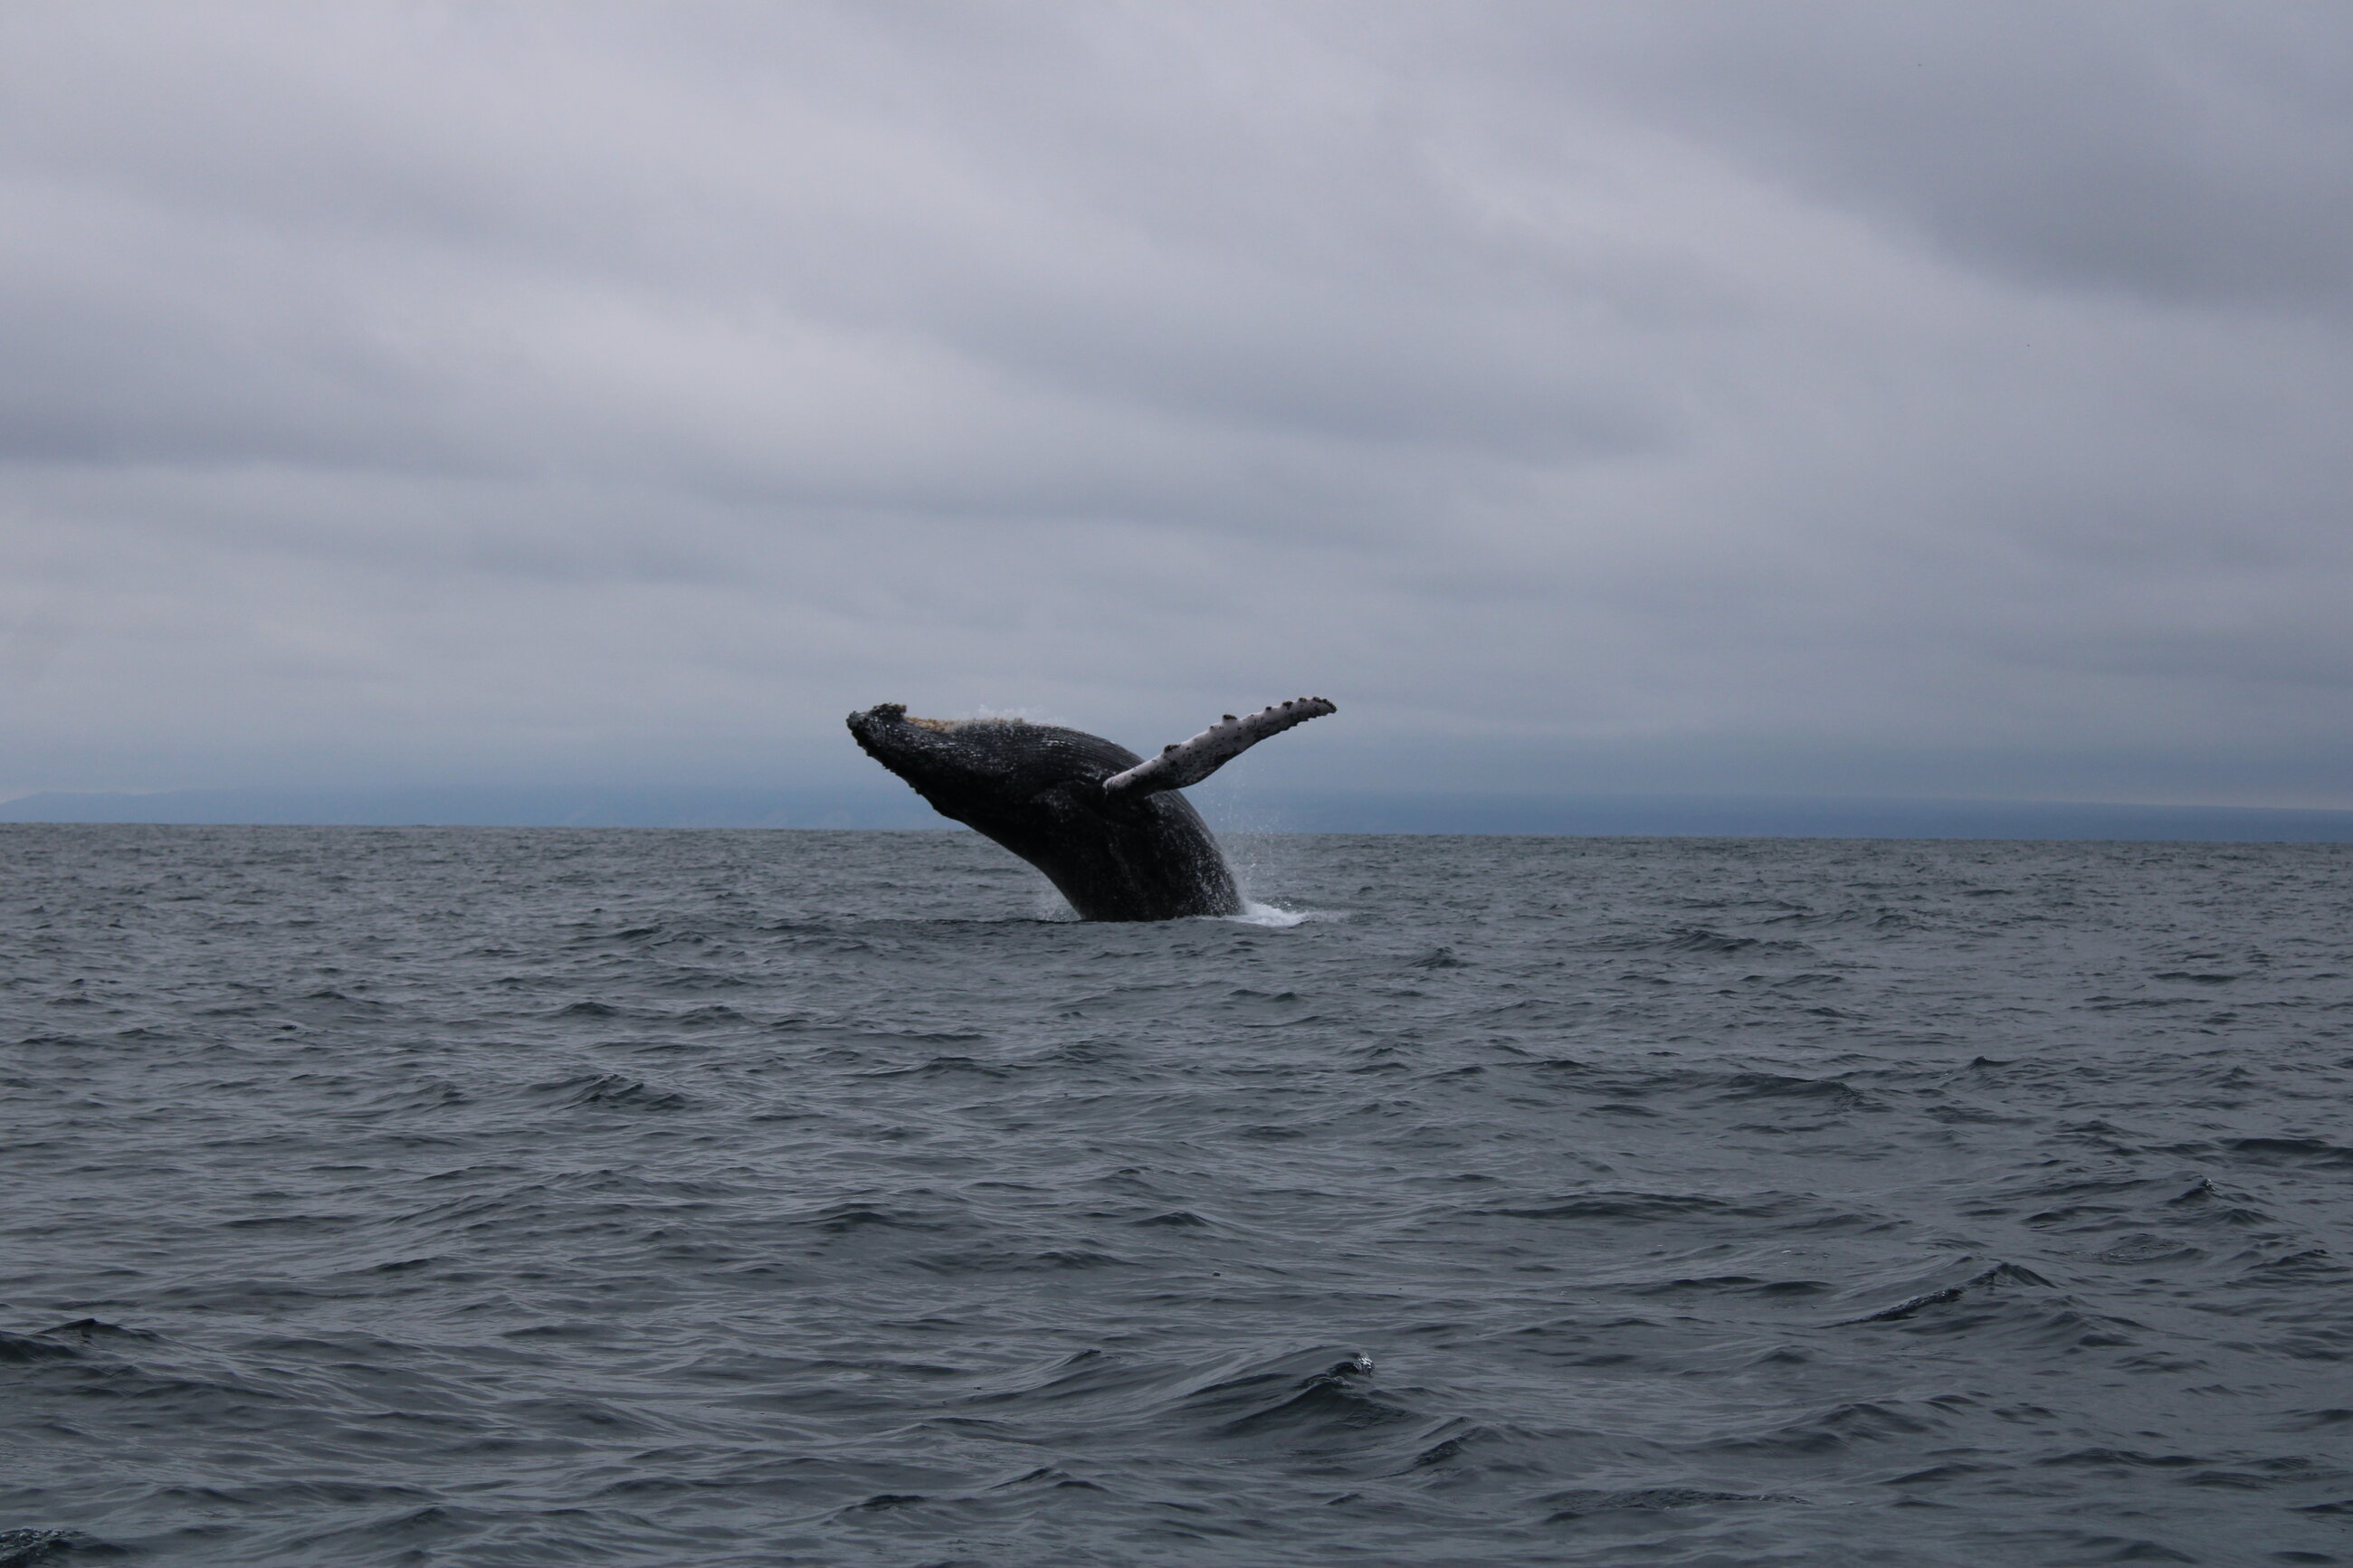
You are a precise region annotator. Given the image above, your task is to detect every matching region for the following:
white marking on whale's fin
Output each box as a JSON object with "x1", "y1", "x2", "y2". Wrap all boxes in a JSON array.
[{"x1": 1102, "y1": 698, "x2": 1337, "y2": 796}]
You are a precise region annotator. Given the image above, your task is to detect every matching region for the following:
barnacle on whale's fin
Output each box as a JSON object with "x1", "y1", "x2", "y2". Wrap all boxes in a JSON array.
[{"x1": 1102, "y1": 698, "x2": 1337, "y2": 796}]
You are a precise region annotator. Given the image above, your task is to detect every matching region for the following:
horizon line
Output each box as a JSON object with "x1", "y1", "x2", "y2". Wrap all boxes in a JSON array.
[{"x1": 5, "y1": 784, "x2": 2353, "y2": 841}]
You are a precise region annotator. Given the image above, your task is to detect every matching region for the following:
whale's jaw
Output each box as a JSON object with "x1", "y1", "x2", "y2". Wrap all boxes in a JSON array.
[{"x1": 845, "y1": 705, "x2": 1028, "y2": 822}]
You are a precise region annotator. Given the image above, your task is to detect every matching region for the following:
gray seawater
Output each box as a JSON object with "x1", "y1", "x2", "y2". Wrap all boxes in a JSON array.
[{"x1": 2, "y1": 826, "x2": 2348, "y2": 1567}]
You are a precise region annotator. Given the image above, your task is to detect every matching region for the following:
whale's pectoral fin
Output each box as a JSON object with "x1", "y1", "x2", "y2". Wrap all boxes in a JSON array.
[{"x1": 1101, "y1": 698, "x2": 1337, "y2": 796}]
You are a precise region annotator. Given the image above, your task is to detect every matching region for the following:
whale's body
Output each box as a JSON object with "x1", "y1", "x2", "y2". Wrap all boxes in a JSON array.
[{"x1": 846, "y1": 698, "x2": 1334, "y2": 921}]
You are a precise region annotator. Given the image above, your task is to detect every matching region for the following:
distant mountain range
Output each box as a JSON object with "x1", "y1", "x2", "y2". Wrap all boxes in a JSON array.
[{"x1": 5, "y1": 786, "x2": 2352, "y2": 841}]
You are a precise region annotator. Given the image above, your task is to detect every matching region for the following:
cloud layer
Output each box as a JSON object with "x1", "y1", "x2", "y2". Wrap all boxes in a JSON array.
[{"x1": 5, "y1": 2, "x2": 2349, "y2": 803}]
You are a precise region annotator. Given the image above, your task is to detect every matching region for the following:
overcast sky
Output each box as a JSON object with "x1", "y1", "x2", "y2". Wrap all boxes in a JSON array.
[{"x1": 5, "y1": 2, "x2": 2349, "y2": 806}]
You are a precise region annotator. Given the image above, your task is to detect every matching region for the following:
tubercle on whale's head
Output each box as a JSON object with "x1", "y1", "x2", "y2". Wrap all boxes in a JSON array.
[{"x1": 844, "y1": 702, "x2": 904, "y2": 758}]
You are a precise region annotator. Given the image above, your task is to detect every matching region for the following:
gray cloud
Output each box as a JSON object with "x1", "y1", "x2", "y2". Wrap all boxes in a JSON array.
[
  {"x1": 1471, "y1": 2, "x2": 2353, "y2": 311},
  {"x1": 2, "y1": 2, "x2": 2349, "y2": 806}
]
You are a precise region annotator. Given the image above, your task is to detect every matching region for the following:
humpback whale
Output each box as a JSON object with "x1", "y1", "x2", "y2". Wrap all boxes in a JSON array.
[{"x1": 846, "y1": 698, "x2": 1337, "y2": 920}]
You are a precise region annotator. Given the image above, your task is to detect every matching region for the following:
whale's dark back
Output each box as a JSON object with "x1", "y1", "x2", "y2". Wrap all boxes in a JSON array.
[{"x1": 846, "y1": 708, "x2": 1241, "y2": 920}]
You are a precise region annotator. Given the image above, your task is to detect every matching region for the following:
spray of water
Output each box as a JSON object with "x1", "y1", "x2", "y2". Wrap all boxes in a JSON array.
[
  {"x1": 1029, "y1": 879, "x2": 1081, "y2": 921},
  {"x1": 1229, "y1": 900, "x2": 1313, "y2": 927},
  {"x1": 1217, "y1": 831, "x2": 1344, "y2": 926}
]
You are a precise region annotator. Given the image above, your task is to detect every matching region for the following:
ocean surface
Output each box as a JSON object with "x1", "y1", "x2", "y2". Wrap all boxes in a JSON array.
[{"x1": 2, "y1": 825, "x2": 2348, "y2": 1567}]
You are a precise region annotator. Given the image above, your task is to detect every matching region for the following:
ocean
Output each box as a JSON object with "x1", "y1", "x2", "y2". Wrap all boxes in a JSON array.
[{"x1": 2, "y1": 825, "x2": 2347, "y2": 1566}]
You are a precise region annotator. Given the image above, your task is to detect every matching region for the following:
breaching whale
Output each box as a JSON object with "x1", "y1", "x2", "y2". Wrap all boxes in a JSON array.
[{"x1": 846, "y1": 698, "x2": 1337, "y2": 920}]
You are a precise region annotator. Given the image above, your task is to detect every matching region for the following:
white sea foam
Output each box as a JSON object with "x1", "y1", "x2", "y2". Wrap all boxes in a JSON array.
[{"x1": 1227, "y1": 900, "x2": 1319, "y2": 927}]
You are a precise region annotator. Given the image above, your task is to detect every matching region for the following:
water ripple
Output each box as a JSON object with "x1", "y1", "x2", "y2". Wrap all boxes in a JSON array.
[{"x1": 2, "y1": 826, "x2": 2348, "y2": 1564}]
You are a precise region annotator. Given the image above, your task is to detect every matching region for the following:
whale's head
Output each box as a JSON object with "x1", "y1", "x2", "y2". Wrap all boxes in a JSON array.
[
  {"x1": 848, "y1": 700, "x2": 1152, "y2": 816},
  {"x1": 845, "y1": 702, "x2": 1088, "y2": 817}
]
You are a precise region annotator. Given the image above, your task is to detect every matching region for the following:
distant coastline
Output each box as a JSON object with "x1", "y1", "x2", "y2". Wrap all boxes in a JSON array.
[{"x1": 5, "y1": 786, "x2": 2352, "y2": 841}]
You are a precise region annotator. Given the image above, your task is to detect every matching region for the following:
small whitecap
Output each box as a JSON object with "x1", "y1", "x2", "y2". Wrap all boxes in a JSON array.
[{"x1": 1227, "y1": 901, "x2": 1315, "y2": 927}]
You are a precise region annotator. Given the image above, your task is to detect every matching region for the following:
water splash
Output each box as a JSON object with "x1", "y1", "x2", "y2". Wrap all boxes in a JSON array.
[{"x1": 1229, "y1": 900, "x2": 1315, "y2": 927}]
